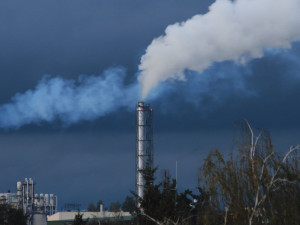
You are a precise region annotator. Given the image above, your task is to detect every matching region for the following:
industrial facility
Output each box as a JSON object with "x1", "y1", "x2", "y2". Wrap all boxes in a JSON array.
[
  {"x1": 0, "y1": 178, "x2": 57, "y2": 225},
  {"x1": 47, "y1": 101, "x2": 153, "y2": 224},
  {"x1": 1, "y1": 102, "x2": 153, "y2": 224}
]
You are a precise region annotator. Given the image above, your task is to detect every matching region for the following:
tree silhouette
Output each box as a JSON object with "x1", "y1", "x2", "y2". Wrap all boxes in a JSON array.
[
  {"x1": 122, "y1": 196, "x2": 135, "y2": 213},
  {"x1": 87, "y1": 202, "x2": 96, "y2": 212},
  {"x1": 73, "y1": 212, "x2": 89, "y2": 225},
  {"x1": 0, "y1": 204, "x2": 28, "y2": 225},
  {"x1": 134, "y1": 166, "x2": 203, "y2": 225}
]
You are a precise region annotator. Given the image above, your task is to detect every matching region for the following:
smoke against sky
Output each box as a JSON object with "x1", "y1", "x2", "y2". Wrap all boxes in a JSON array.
[
  {"x1": 0, "y1": 68, "x2": 138, "y2": 129},
  {"x1": 138, "y1": 0, "x2": 300, "y2": 98},
  {"x1": 1, "y1": 48, "x2": 299, "y2": 130},
  {"x1": 0, "y1": 60, "x2": 258, "y2": 129},
  {"x1": 0, "y1": 0, "x2": 300, "y2": 128}
]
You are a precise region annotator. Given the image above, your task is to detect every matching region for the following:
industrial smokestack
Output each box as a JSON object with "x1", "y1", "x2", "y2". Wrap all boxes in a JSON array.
[{"x1": 136, "y1": 102, "x2": 153, "y2": 205}]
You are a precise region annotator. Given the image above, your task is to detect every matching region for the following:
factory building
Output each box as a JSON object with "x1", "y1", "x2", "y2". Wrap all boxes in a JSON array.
[
  {"x1": 47, "y1": 210, "x2": 132, "y2": 225},
  {"x1": 0, "y1": 178, "x2": 57, "y2": 225}
]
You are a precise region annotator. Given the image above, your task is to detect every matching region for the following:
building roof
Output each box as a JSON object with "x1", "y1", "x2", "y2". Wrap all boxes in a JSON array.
[{"x1": 48, "y1": 211, "x2": 132, "y2": 222}]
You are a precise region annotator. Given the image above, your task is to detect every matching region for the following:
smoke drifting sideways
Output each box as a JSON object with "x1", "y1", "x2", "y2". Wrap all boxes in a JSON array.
[
  {"x1": 138, "y1": 0, "x2": 300, "y2": 99},
  {"x1": 1, "y1": 0, "x2": 300, "y2": 129},
  {"x1": 0, "y1": 68, "x2": 138, "y2": 129}
]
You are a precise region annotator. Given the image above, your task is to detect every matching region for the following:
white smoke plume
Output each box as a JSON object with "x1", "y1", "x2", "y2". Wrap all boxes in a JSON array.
[
  {"x1": 138, "y1": 0, "x2": 300, "y2": 99},
  {"x1": 0, "y1": 68, "x2": 138, "y2": 129},
  {"x1": 1, "y1": 0, "x2": 300, "y2": 129}
]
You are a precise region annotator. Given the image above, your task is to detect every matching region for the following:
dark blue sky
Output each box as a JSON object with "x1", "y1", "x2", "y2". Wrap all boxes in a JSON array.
[{"x1": 0, "y1": 0, "x2": 299, "y2": 209}]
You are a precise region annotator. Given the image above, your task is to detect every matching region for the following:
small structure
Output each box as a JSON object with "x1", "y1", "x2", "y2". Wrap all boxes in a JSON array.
[{"x1": 47, "y1": 211, "x2": 132, "y2": 225}]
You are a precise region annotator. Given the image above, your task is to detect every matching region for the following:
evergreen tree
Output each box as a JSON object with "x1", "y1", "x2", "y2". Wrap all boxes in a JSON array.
[
  {"x1": 73, "y1": 212, "x2": 89, "y2": 225},
  {"x1": 122, "y1": 196, "x2": 135, "y2": 213},
  {"x1": 136, "y1": 166, "x2": 202, "y2": 225},
  {"x1": 109, "y1": 201, "x2": 121, "y2": 212},
  {"x1": 87, "y1": 202, "x2": 96, "y2": 212},
  {"x1": 0, "y1": 204, "x2": 27, "y2": 225}
]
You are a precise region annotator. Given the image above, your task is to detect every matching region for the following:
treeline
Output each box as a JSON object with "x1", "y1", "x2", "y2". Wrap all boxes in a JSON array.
[
  {"x1": 134, "y1": 120, "x2": 300, "y2": 225},
  {"x1": 87, "y1": 197, "x2": 135, "y2": 213},
  {"x1": 77, "y1": 120, "x2": 300, "y2": 225}
]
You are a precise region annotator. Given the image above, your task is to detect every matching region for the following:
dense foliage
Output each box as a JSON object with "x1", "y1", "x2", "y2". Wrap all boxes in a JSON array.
[
  {"x1": 87, "y1": 200, "x2": 103, "y2": 212},
  {"x1": 122, "y1": 196, "x2": 135, "y2": 213},
  {"x1": 134, "y1": 120, "x2": 300, "y2": 225},
  {"x1": 0, "y1": 204, "x2": 28, "y2": 225},
  {"x1": 134, "y1": 167, "x2": 202, "y2": 225},
  {"x1": 73, "y1": 212, "x2": 89, "y2": 225},
  {"x1": 82, "y1": 121, "x2": 299, "y2": 225}
]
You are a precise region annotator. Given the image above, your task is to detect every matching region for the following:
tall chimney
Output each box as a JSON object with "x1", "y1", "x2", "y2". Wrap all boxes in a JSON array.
[{"x1": 136, "y1": 102, "x2": 153, "y2": 205}]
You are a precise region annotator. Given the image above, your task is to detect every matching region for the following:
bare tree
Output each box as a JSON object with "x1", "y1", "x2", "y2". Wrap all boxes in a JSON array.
[{"x1": 198, "y1": 120, "x2": 300, "y2": 225}]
